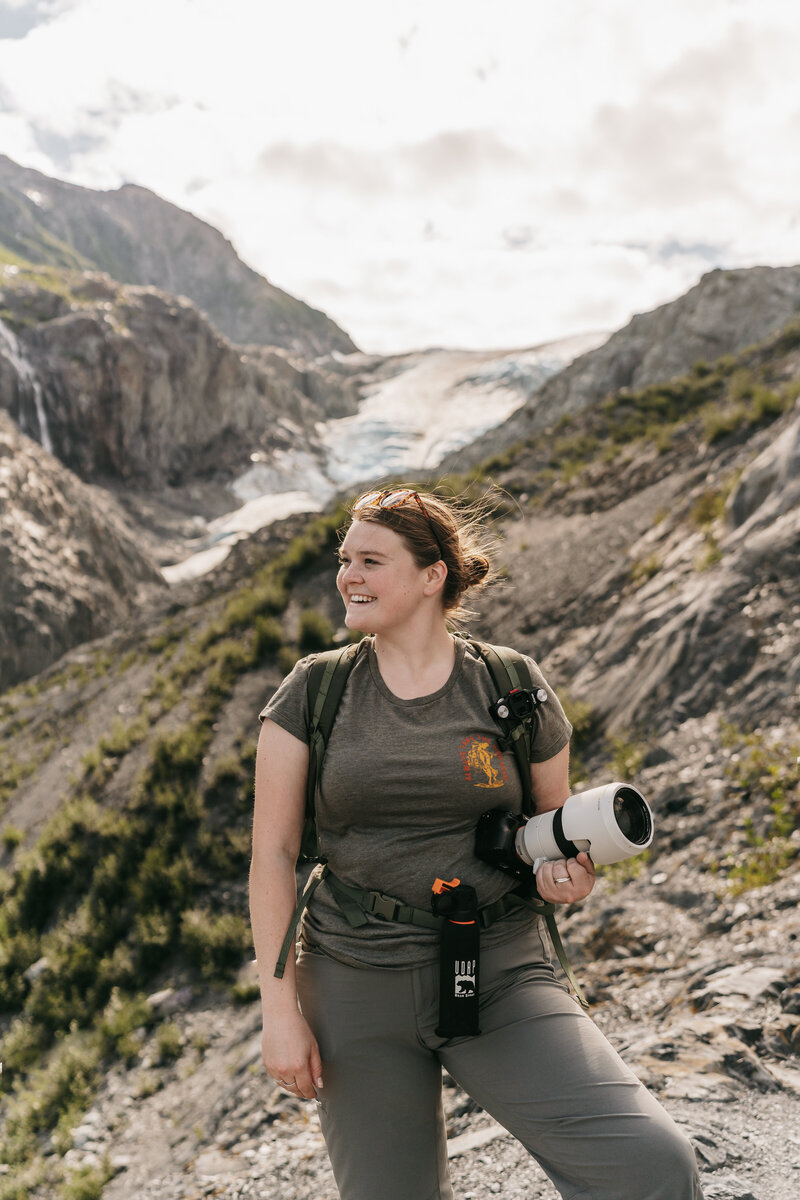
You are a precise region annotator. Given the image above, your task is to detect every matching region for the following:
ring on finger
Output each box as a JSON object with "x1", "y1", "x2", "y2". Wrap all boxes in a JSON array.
[{"x1": 554, "y1": 876, "x2": 570, "y2": 883}]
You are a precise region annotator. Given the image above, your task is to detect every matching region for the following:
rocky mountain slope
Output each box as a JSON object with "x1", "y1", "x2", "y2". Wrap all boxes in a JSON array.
[
  {"x1": 444, "y1": 264, "x2": 800, "y2": 471},
  {"x1": 0, "y1": 271, "x2": 359, "y2": 490},
  {"x1": 0, "y1": 313, "x2": 798, "y2": 1199},
  {"x1": 0, "y1": 263, "x2": 365, "y2": 690},
  {"x1": 0, "y1": 156, "x2": 355, "y2": 357},
  {"x1": 0, "y1": 410, "x2": 166, "y2": 692}
]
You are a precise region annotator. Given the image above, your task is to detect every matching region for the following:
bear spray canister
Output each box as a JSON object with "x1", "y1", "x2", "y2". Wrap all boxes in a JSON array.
[{"x1": 431, "y1": 878, "x2": 480, "y2": 1038}]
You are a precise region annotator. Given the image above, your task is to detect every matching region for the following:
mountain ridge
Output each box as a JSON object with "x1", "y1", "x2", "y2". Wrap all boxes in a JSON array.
[
  {"x1": 441, "y1": 264, "x2": 800, "y2": 473},
  {"x1": 0, "y1": 155, "x2": 356, "y2": 358}
]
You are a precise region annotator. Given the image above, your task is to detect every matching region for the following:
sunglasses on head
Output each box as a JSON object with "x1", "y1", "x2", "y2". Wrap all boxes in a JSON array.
[{"x1": 352, "y1": 489, "x2": 444, "y2": 558}]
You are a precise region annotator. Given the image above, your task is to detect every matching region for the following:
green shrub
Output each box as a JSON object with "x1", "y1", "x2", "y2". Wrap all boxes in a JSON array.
[
  {"x1": 561, "y1": 696, "x2": 597, "y2": 747},
  {"x1": 217, "y1": 576, "x2": 289, "y2": 633},
  {"x1": 600, "y1": 849, "x2": 651, "y2": 889},
  {"x1": 608, "y1": 734, "x2": 646, "y2": 781},
  {"x1": 702, "y1": 404, "x2": 748, "y2": 443},
  {"x1": 729, "y1": 368, "x2": 754, "y2": 402},
  {"x1": 298, "y1": 608, "x2": 335, "y2": 652},
  {"x1": 230, "y1": 979, "x2": 261, "y2": 1004},
  {"x1": 689, "y1": 488, "x2": 725, "y2": 529},
  {"x1": 59, "y1": 1161, "x2": 114, "y2": 1200},
  {"x1": 749, "y1": 385, "x2": 786, "y2": 421},
  {"x1": 1, "y1": 824, "x2": 23, "y2": 852},
  {"x1": 278, "y1": 645, "x2": 301, "y2": 675},
  {"x1": 716, "y1": 731, "x2": 799, "y2": 893},
  {"x1": 135, "y1": 1070, "x2": 162, "y2": 1098},
  {"x1": 630, "y1": 553, "x2": 661, "y2": 587},
  {"x1": 0, "y1": 1016, "x2": 49, "y2": 1074},
  {"x1": 726, "y1": 836, "x2": 798, "y2": 894},
  {"x1": 1, "y1": 1033, "x2": 101, "y2": 1164},
  {"x1": 695, "y1": 532, "x2": 723, "y2": 571},
  {"x1": 99, "y1": 715, "x2": 148, "y2": 757},
  {"x1": 253, "y1": 615, "x2": 284, "y2": 660},
  {"x1": 0, "y1": 1160, "x2": 47, "y2": 1200},
  {"x1": 180, "y1": 908, "x2": 252, "y2": 978},
  {"x1": 149, "y1": 724, "x2": 207, "y2": 785},
  {"x1": 155, "y1": 1020, "x2": 183, "y2": 1064},
  {"x1": 560, "y1": 695, "x2": 598, "y2": 788},
  {"x1": 96, "y1": 989, "x2": 150, "y2": 1064}
]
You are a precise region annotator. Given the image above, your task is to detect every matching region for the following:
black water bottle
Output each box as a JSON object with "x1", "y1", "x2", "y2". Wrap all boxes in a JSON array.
[{"x1": 431, "y1": 878, "x2": 480, "y2": 1038}]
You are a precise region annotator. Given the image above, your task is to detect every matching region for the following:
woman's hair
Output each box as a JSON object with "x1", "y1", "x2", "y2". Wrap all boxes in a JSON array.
[{"x1": 344, "y1": 488, "x2": 497, "y2": 623}]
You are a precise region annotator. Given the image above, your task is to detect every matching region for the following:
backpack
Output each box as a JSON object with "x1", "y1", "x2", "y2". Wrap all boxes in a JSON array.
[{"x1": 273, "y1": 635, "x2": 587, "y2": 1007}]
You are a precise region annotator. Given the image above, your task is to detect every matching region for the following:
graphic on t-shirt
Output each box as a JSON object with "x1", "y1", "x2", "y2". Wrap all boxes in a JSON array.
[{"x1": 459, "y1": 735, "x2": 507, "y2": 788}]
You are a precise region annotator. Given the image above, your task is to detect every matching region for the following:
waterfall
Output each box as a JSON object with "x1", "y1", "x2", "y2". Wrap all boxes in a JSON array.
[{"x1": 0, "y1": 318, "x2": 54, "y2": 453}]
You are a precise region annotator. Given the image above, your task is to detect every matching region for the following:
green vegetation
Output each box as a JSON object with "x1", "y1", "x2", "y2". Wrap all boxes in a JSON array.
[
  {"x1": 0, "y1": 753, "x2": 38, "y2": 815},
  {"x1": 599, "y1": 848, "x2": 651, "y2": 890},
  {"x1": 629, "y1": 552, "x2": 661, "y2": 587},
  {"x1": 298, "y1": 607, "x2": 335, "y2": 652},
  {"x1": 714, "y1": 725, "x2": 800, "y2": 894},
  {"x1": 154, "y1": 1020, "x2": 183, "y2": 1065},
  {"x1": 1, "y1": 824, "x2": 24, "y2": 853},
  {"x1": 561, "y1": 695, "x2": 599, "y2": 788},
  {"x1": 59, "y1": 1162, "x2": 115, "y2": 1200},
  {"x1": 686, "y1": 470, "x2": 740, "y2": 572},
  {"x1": 0, "y1": 509, "x2": 348, "y2": 1190},
  {"x1": 607, "y1": 734, "x2": 647, "y2": 782}
]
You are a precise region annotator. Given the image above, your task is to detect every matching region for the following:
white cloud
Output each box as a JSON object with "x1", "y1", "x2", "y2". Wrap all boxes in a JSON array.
[{"x1": 0, "y1": 0, "x2": 799, "y2": 352}]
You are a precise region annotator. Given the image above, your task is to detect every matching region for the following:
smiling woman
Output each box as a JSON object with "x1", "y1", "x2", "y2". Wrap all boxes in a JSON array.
[
  {"x1": 248, "y1": 486, "x2": 704, "y2": 1200},
  {"x1": 341, "y1": 486, "x2": 493, "y2": 627}
]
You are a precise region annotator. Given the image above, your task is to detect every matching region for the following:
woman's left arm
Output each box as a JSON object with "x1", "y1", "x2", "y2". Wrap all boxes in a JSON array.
[{"x1": 529, "y1": 743, "x2": 596, "y2": 905}]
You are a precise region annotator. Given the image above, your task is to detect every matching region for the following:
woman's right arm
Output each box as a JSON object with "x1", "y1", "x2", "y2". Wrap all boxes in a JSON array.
[{"x1": 249, "y1": 717, "x2": 323, "y2": 1100}]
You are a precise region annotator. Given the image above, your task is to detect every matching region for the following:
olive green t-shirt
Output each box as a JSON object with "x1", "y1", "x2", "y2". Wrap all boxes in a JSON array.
[{"x1": 259, "y1": 636, "x2": 572, "y2": 968}]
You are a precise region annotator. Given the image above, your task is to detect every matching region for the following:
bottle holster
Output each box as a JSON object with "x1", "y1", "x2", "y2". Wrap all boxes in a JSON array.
[{"x1": 431, "y1": 878, "x2": 480, "y2": 1038}]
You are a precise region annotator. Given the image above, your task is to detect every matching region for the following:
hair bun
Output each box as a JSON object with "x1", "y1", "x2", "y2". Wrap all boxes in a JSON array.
[{"x1": 465, "y1": 554, "x2": 491, "y2": 587}]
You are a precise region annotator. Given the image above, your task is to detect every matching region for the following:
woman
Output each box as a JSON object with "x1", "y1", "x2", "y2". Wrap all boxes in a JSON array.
[{"x1": 250, "y1": 488, "x2": 703, "y2": 1200}]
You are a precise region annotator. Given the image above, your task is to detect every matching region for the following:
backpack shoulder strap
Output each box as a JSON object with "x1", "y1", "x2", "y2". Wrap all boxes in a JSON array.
[
  {"x1": 273, "y1": 641, "x2": 360, "y2": 980},
  {"x1": 461, "y1": 635, "x2": 536, "y2": 816},
  {"x1": 301, "y1": 642, "x2": 360, "y2": 861},
  {"x1": 461, "y1": 635, "x2": 587, "y2": 1008}
]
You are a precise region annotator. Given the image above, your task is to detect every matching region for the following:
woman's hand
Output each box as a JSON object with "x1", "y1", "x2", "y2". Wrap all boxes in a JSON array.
[
  {"x1": 536, "y1": 851, "x2": 595, "y2": 905},
  {"x1": 262, "y1": 1009, "x2": 323, "y2": 1101}
]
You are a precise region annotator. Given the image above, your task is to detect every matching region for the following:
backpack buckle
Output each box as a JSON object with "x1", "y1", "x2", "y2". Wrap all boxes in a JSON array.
[{"x1": 370, "y1": 892, "x2": 401, "y2": 921}]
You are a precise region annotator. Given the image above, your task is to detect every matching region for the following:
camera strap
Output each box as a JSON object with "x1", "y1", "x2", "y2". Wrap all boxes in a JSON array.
[{"x1": 431, "y1": 878, "x2": 481, "y2": 1038}]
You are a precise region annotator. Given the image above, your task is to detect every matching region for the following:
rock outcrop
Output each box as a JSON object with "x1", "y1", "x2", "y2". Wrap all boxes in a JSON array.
[
  {"x1": 0, "y1": 410, "x2": 165, "y2": 691},
  {"x1": 443, "y1": 265, "x2": 800, "y2": 470},
  {"x1": 0, "y1": 155, "x2": 356, "y2": 358},
  {"x1": 726, "y1": 403, "x2": 800, "y2": 529},
  {"x1": 0, "y1": 274, "x2": 359, "y2": 488}
]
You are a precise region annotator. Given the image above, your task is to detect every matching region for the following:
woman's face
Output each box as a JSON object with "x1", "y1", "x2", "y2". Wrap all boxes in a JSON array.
[{"x1": 336, "y1": 519, "x2": 436, "y2": 634}]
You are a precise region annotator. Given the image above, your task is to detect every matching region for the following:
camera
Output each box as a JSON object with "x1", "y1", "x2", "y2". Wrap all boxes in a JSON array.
[{"x1": 475, "y1": 783, "x2": 654, "y2": 877}]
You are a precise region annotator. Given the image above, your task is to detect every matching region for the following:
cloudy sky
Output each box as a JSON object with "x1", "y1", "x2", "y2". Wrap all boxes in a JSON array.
[{"x1": 1, "y1": 0, "x2": 799, "y2": 354}]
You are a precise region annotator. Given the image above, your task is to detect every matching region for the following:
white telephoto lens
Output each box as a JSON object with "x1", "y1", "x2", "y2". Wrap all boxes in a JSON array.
[{"x1": 516, "y1": 783, "x2": 654, "y2": 867}]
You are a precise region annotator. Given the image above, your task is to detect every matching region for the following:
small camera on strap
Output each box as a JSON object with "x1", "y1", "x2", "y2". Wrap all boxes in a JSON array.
[{"x1": 488, "y1": 686, "x2": 548, "y2": 750}]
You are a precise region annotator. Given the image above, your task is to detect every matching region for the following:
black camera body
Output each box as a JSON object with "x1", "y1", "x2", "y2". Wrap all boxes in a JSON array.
[{"x1": 474, "y1": 809, "x2": 528, "y2": 878}]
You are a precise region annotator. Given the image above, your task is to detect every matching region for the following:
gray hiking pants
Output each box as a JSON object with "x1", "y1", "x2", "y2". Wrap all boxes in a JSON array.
[{"x1": 296, "y1": 923, "x2": 703, "y2": 1200}]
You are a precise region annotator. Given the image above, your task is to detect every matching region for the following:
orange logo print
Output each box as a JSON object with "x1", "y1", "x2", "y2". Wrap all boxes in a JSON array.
[{"x1": 459, "y1": 735, "x2": 507, "y2": 789}]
